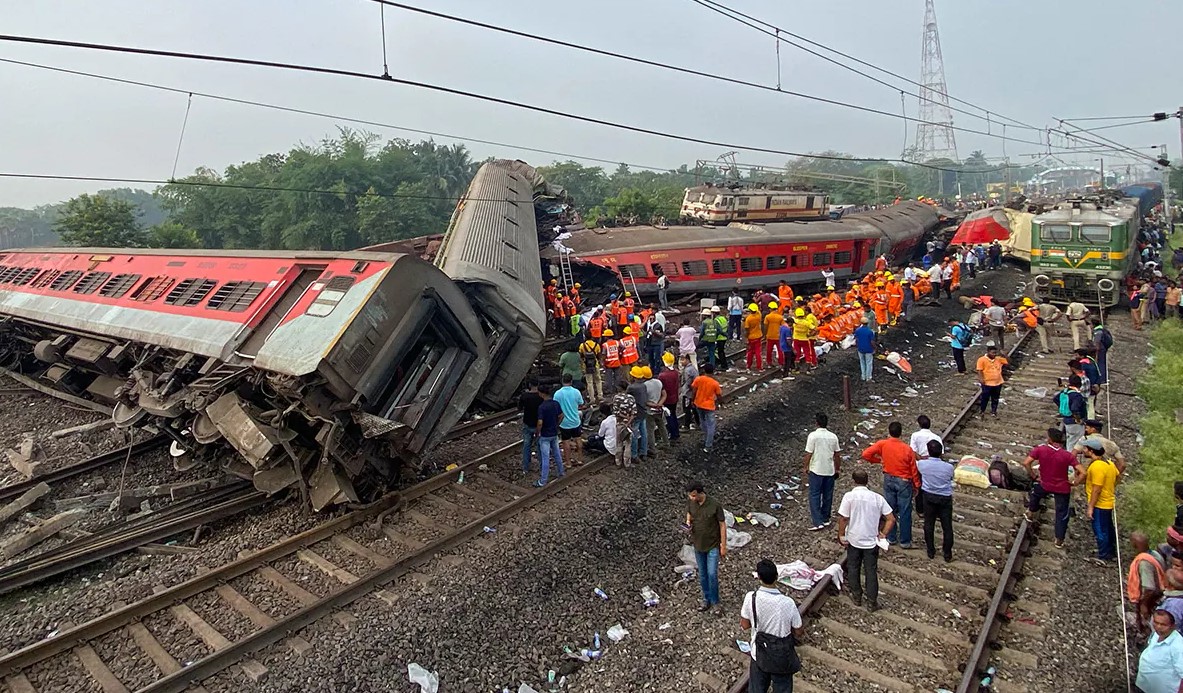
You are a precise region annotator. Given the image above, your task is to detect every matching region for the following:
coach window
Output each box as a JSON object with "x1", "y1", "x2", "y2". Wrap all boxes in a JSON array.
[
  {"x1": 1079, "y1": 224, "x2": 1111, "y2": 244},
  {"x1": 812, "y1": 252, "x2": 832, "y2": 266},
  {"x1": 711, "y1": 259, "x2": 737, "y2": 274},
  {"x1": 739, "y1": 257, "x2": 763, "y2": 273},
  {"x1": 737, "y1": 197, "x2": 750, "y2": 207},
  {"x1": 833, "y1": 251, "x2": 852, "y2": 265},
  {"x1": 766, "y1": 256, "x2": 787, "y2": 270},
  {"x1": 681, "y1": 260, "x2": 708, "y2": 276},
  {"x1": 1040, "y1": 224, "x2": 1071, "y2": 243},
  {"x1": 650, "y1": 262, "x2": 678, "y2": 277},
  {"x1": 617, "y1": 263, "x2": 648, "y2": 279}
]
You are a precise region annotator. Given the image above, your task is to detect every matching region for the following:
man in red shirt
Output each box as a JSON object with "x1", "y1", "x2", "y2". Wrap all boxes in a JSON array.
[
  {"x1": 1022, "y1": 428, "x2": 1084, "y2": 549},
  {"x1": 861, "y1": 421, "x2": 919, "y2": 548},
  {"x1": 656, "y1": 352, "x2": 681, "y2": 442}
]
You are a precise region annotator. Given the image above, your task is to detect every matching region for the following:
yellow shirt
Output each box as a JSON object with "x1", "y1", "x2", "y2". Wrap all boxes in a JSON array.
[
  {"x1": 792, "y1": 317, "x2": 812, "y2": 341},
  {"x1": 744, "y1": 313, "x2": 763, "y2": 340},
  {"x1": 763, "y1": 312, "x2": 784, "y2": 340},
  {"x1": 1086, "y1": 459, "x2": 1118, "y2": 510},
  {"x1": 976, "y1": 355, "x2": 1007, "y2": 386}
]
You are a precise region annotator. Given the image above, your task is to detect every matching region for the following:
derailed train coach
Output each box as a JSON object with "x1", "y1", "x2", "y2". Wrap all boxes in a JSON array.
[
  {"x1": 434, "y1": 160, "x2": 549, "y2": 409},
  {"x1": 0, "y1": 248, "x2": 490, "y2": 509}
]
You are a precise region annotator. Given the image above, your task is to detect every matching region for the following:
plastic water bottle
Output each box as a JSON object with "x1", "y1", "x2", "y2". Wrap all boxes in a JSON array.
[
  {"x1": 594, "y1": 632, "x2": 601, "y2": 650},
  {"x1": 770, "y1": 503, "x2": 783, "y2": 510},
  {"x1": 593, "y1": 587, "x2": 608, "y2": 600},
  {"x1": 457, "y1": 470, "x2": 465, "y2": 484}
]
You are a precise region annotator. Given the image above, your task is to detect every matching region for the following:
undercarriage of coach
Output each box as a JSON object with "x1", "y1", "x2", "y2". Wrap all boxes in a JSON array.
[{"x1": 0, "y1": 318, "x2": 414, "y2": 511}]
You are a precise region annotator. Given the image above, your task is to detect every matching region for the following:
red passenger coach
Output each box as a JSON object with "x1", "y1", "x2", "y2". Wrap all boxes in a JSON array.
[
  {"x1": 552, "y1": 201, "x2": 940, "y2": 295},
  {"x1": 0, "y1": 248, "x2": 491, "y2": 509}
]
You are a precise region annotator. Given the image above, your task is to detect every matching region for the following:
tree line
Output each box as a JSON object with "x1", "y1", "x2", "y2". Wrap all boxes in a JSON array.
[{"x1": 5, "y1": 128, "x2": 1169, "y2": 252}]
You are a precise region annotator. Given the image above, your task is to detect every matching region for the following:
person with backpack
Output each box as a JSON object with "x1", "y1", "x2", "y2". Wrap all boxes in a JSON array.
[
  {"x1": 947, "y1": 317, "x2": 973, "y2": 374},
  {"x1": 1055, "y1": 375, "x2": 1089, "y2": 451},
  {"x1": 739, "y1": 559, "x2": 804, "y2": 692},
  {"x1": 1091, "y1": 321, "x2": 1113, "y2": 384}
]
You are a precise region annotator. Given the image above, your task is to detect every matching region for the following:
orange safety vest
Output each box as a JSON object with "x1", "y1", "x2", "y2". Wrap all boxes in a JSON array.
[
  {"x1": 875, "y1": 257, "x2": 887, "y2": 272},
  {"x1": 624, "y1": 297, "x2": 635, "y2": 313},
  {"x1": 588, "y1": 316, "x2": 604, "y2": 338},
  {"x1": 1127, "y1": 552, "x2": 1166, "y2": 602},
  {"x1": 827, "y1": 292, "x2": 842, "y2": 310},
  {"x1": 615, "y1": 305, "x2": 629, "y2": 326},
  {"x1": 777, "y1": 285, "x2": 793, "y2": 304},
  {"x1": 619, "y1": 336, "x2": 639, "y2": 365},
  {"x1": 570, "y1": 288, "x2": 581, "y2": 309},
  {"x1": 1020, "y1": 308, "x2": 1038, "y2": 328},
  {"x1": 603, "y1": 339, "x2": 622, "y2": 368}
]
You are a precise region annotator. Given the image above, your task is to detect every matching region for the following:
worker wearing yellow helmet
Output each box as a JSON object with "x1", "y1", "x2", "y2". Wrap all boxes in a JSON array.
[
  {"x1": 629, "y1": 365, "x2": 646, "y2": 380},
  {"x1": 744, "y1": 301, "x2": 765, "y2": 369},
  {"x1": 791, "y1": 306, "x2": 816, "y2": 371},
  {"x1": 763, "y1": 301, "x2": 785, "y2": 366}
]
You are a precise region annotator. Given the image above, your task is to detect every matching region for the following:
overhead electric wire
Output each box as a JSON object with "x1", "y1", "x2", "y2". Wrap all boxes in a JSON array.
[
  {"x1": 0, "y1": 33, "x2": 1035, "y2": 172},
  {"x1": 1054, "y1": 120, "x2": 1168, "y2": 165},
  {"x1": 0, "y1": 57, "x2": 677, "y2": 174},
  {"x1": 688, "y1": 0, "x2": 1043, "y2": 133}
]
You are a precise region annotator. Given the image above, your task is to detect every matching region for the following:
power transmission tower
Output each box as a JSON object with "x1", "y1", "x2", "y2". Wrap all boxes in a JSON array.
[{"x1": 914, "y1": 0, "x2": 958, "y2": 162}]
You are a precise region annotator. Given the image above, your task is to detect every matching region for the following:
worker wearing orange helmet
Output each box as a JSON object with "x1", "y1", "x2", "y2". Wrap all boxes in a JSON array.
[{"x1": 570, "y1": 283, "x2": 582, "y2": 311}]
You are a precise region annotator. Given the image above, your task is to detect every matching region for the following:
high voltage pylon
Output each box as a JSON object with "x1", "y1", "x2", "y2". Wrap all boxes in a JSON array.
[{"x1": 914, "y1": 0, "x2": 958, "y2": 162}]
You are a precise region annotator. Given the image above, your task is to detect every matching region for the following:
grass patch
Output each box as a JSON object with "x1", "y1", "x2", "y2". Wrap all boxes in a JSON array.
[{"x1": 1128, "y1": 320, "x2": 1183, "y2": 540}]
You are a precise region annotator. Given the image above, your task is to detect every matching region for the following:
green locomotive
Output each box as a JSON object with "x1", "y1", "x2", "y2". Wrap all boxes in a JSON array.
[{"x1": 1030, "y1": 184, "x2": 1159, "y2": 306}]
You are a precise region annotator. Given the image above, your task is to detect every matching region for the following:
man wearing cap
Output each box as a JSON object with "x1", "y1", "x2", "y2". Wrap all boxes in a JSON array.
[
  {"x1": 975, "y1": 343, "x2": 1008, "y2": 416},
  {"x1": 712, "y1": 306, "x2": 730, "y2": 371},
  {"x1": 1073, "y1": 419, "x2": 1127, "y2": 475},
  {"x1": 1055, "y1": 375, "x2": 1088, "y2": 451},
  {"x1": 1017, "y1": 298, "x2": 1049, "y2": 353},
  {"x1": 763, "y1": 301, "x2": 785, "y2": 369},
  {"x1": 1081, "y1": 438, "x2": 1119, "y2": 564},
  {"x1": 744, "y1": 303, "x2": 764, "y2": 370},
  {"x1": 699, "y1": 308, "x2": 720, "y2": 368},
  {"x1": 1066, "y1": 300, "x2": 1091, "y2": 350}
]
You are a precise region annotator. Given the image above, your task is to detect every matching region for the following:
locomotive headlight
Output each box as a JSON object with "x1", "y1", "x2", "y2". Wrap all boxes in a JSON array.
[
  {"x1": 1034, "y1": 274, "x2": 1051, "y2": 287},
  {"x1": 1097, "y1": 278, "x2": 1116, "y2": 292}
]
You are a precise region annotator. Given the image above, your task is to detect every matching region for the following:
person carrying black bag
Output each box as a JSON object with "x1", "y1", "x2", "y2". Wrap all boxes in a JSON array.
[{"x1": 739, "y1": 559, "x2": 804, "y2": 692}]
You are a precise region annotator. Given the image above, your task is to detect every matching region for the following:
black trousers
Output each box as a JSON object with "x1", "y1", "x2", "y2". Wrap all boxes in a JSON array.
[
  {"x1": 748, "y1": 659, "x2": 794, "y2": 693},
  {"x1": 845, "y1": 545, "x2": 879, "y2": 603},
  {"x1": 951, "y1": 348, "x2": 966, "y2": 373},
  {"x1": 923, "y1": 493, "x2": 954, "y2": 559},
  {"x1": 979, "y1": 384, "x2": 1001, "y2": 413}
]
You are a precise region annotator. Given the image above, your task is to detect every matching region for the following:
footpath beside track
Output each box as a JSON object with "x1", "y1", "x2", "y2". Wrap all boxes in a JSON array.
[{"x1": 726, "y1": 326, "x2": 1091, "y2": 693}]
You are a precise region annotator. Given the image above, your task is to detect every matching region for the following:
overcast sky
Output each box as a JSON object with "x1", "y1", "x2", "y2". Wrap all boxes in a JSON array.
[{"x1": 1, "y1": 0, "x2": 1179, "y2": 207}]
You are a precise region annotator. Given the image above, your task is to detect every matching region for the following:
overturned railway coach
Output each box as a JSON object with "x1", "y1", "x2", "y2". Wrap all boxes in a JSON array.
[
  {"x1": 0, "y1": 249, "x2": 490, "y2": 509},
  {"x1": 552, "y1": 201, "x2": 940, "y2": 296}
]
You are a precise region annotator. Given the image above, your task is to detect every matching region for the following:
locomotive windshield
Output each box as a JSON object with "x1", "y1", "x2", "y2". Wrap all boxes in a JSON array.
[
  {"x1": 1040, "y1": 224, "x2": 1072, "y2": 242},
  {"x1": 1079, "y1": 224, "x2": 1112, "y2": 244}
]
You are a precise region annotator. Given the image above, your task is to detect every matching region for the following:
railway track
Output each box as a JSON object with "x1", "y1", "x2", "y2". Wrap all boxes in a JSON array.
[
  {"x1": 725, "y1": 326, "x2": 1082, "y2": 693},
  {"x1": 0, "y1": 350, "x2": 790, "y2": 693}
]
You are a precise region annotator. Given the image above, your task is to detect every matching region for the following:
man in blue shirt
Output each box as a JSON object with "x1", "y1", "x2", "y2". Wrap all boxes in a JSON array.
[
  {"x1": 947, "y1": 317, "x2": 972, "y2": 375},
  {"x1": 778, "y1": 319, "x2": 795, "y2": 375},
  {"x1": 535, "y1": 384, "x2": 566, "y2": 487},
  {"x1": 916, "y1": 439, "x2": 955, "y2": 562},
  {"x1": 1136, "y1": 610, "x2": 1183, "y2": 693},
  {"x1": 553, "y1": 374, "x2": 586, "y2": 468},
  {"x1": 853, "y1": 317, "x2": 876, "y2": 382}
]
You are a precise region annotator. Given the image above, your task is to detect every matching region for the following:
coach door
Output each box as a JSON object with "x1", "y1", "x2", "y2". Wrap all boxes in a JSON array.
[
  {"x1": 237, "y1": 264, "x2": 328, "y2": 356},
  {"x1": 851, "y1": 241, "x2": 865, "y2": 273}
]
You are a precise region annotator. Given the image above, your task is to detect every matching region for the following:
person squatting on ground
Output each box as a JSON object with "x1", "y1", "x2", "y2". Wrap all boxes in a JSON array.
[
  {"x1": 804, "y1": 413, "x2": 841, "y2": 531},
  {"x1": 686, "y1": 481, "x2": 726, "y2": 613},
  {"x1": 740, "y1": 559, "x2": 804, "y2": 693},
  {"x1": 861, "y1": 421, "x2": 919, "y2": 549},
  {"x1": 838, "y1": 469, "x2": 896, "y2": 611},
  {"x1": 917, "y1": 439, "x2": 955, "y2": 562},
  {"x1": 1130, "y1": 531, "x2": 1168, "y2": 637}
]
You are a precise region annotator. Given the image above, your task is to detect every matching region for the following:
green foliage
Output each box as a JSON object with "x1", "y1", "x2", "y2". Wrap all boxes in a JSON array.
[
  {"x1": 159, "y1": 130, "x2": 472, "y2": 250},
  {"x1": 1128, "y1": 319, "x2": 1183, "y2": 540},
  {"x1": 54, "y1": 194, "x2": 145, "y2": 247},
  {"x1": 146, "y1": 221, "x2": 201, "y2": 249}
]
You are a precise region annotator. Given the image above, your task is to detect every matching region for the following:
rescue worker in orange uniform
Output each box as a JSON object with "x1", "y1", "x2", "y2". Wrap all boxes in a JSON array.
[
  {"x1": 570, "y1": 283, "x2": 582, "y2": 312},
  {"x1": 763, "y1": 301, "x2": 784, "y2": 368},
  {"x1": 552, "y1": 290, "x2": 568, "y2": 335},
  {"x1": 601, "y1": 329, "x2": 622, "y2": 395},
  {"x1": 870, "y1": 281, "x2": 890, "y2": 334},
  {"x1": 827, "y1": 289, "x2": 843, "y2": 314},
  {"x1": 817, "y1": 316, "x2": 839, "y2": 343},
  {"x1": 777, "y1": 280, "x2": 794, "y2": 308},
  {"x1": 614, "y1": 298, "x2": 630, "y2": 328},
  {"x1": 619, "y1": 326, "x2": 640, "y2": 369},
  {"x1": 623, "y1": 291, "x2": 636, "y2": 317},
  {"x1": 560, "y1": 294, "x2": 578, "y2": 334},
  {"x1": 949, "y1": 257, "x2": 961, "y2": 290},
  {"x1": 885, "y1": 274, "x2": 904, "y2": 326},
  {"x1": 588, "y1": 309, "x2": 606, "y2": 343},
  {"x1": 743, "y1": 303, "x2": 764, "y2": 370},
  {"x1": 845, "y1": 281, "x2": 862, "y2": 305},
  {"x1": 915, "y1": 272, "x2": 933, "y2": 298}
]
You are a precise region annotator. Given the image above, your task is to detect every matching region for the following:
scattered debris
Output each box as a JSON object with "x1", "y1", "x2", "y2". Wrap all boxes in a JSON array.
[
  {"x1": 606, "y1": 624, "x2": 629, "y2": 642},
  {"x1": 407, "y1": 663, "x2": 439, "y2": 693}
]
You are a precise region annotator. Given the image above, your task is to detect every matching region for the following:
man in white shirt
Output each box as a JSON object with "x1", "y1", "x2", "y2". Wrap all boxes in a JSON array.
[
  {"x1": 821, "y1": 267, "x2": 836, "y2": 291},
  {"x1": 909, "y1": 414, "x2": 942, "y2": 460},
  {"x1": 656, "y1": 272, "x2": 670, "y2": 310},
  {"x1": 675, "y1": 321, "x2": 699, "y2": 369},
  {"x1": 590, "y1": 403, "x2": 618, "y2": 456},
  {"x1": 903, "y1": 264, "x2": 917, "y2": 283},
  {"x1": 804, "y1": 413, "x2": 841, "y2": 531},
  {"x1": 982, "y1": 303, "x2": 1007, "y2": 348},
  {"x1": 939, "y1": 260, "x2": 955, "y2": 299},
  {"x1": 837, "y1": 469, "x2": 896, "y2": 611},
  {"x1": 739, "y1": 559, "x2": 804, "y2": 692},
  {"x1": 1065, "y1": 301, "x2": 1090, "y2": 349}
]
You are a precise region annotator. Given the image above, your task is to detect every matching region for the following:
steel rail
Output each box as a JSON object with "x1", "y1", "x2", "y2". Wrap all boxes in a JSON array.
[{"x1": 0, "y1": 435, "x2": 169, "y2": 504}]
